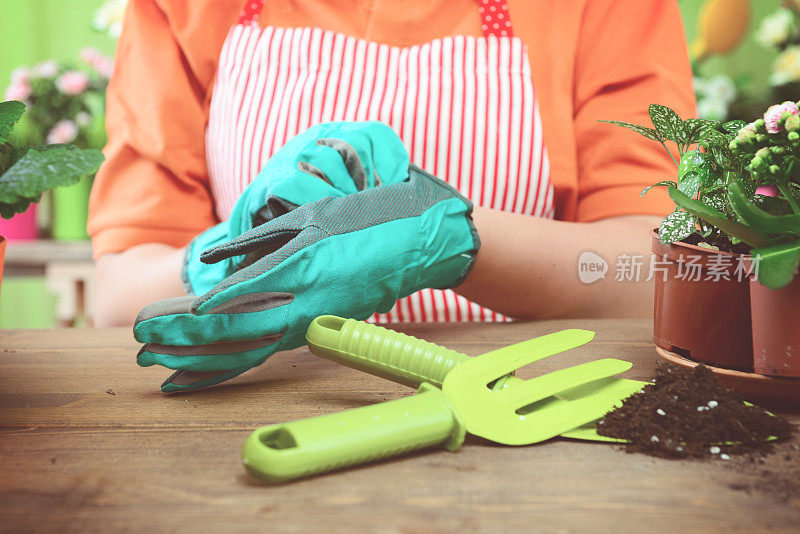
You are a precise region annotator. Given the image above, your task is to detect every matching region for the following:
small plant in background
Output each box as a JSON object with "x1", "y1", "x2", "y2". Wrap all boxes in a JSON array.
[
  {"x1": 602, "y1": 105, "x2": 753, "y2": 249},
  {"x1": 3, "y1": 48, "x2": 111, "y2": 151},
  {"x1": 604, "y1": 100, "x2": 800, "y2": 289},
  {"x1": 0, "y1": 101, "x2": 104, "y2": 219},
  {"x1": 92, "y1": 0, "x2": 128, "y2": 40},
  {"x1": 755, "y1": 3, "x2": 800, "y2": 101},
  {"x1": 694, "y1": 74, "x2": 737, "y2": 122}
]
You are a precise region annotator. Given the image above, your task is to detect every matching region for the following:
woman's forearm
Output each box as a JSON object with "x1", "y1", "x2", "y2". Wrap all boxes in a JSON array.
[
  {"x1": 94, "y1": 244, "x2": 187, "y2": 327},
  {"x1": 457, "y1": 207, "x2": 661, "y2": 320}
]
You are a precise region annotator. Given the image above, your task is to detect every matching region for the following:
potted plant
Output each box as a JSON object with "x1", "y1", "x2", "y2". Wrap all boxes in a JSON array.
[
  {"x1": 0, "y1": 100, "x2": 104, "y2": 296},
  {"x1": 603, "y1": 105, "x2": 758, "y2": 370},
  {"x1": 3, "y1": 49, "x2": 112, "y2": 241},
  {"x1": 673, "y1": 101, "x2": 800, "y2": 377}
]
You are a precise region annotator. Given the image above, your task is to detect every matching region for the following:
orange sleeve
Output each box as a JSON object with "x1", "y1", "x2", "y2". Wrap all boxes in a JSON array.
[
  {"x1": 572, "y1": 0, "x2": 696, "y2": 222},
  {"x1": 87, "y1": 0, "x2": 218, "y2": 259}
]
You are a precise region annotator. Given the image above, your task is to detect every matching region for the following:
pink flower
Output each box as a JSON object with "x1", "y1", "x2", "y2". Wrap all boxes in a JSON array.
[
  {"x1": 56, "y1": 71, "x2": 90, "y2": 95},
  {"x1": 80, "y1": 47, "x2": 114, "y2": 78},
  {"x1": 34, "y1": 60, "x2": 59, "y2": 78},
  {"x1": 763, "y1": 101, "x2": 799, "y2": 133},
  {"x1": 4, "y1": 80, "x2": 31, "y2": 102},
  {"x1": 46, "y1": 120, "x2": 79, "y2": 144},
  {"x1": 756, "y1": 185, "x2": 779, "y2": 197},
  {"x1": 10, "y1": 67, "x2": 31, "y2": 85},
  {"x1": 80, "y1": 47, "x2": 101, "y2": 64}
]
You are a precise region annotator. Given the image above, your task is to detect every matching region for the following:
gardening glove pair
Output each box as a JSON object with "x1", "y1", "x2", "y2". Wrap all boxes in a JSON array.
[
  {"x1": 183, "y1": 121, "x2": 410, "y2": 296},
  {"x1": 134, "y1": 165, "x2": 480, "y2": 392}
]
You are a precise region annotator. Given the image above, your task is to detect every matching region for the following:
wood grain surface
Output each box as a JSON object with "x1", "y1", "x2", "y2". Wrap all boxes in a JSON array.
[{"x1": 1, "y1": 320, "x2": 798, "y2": 533}]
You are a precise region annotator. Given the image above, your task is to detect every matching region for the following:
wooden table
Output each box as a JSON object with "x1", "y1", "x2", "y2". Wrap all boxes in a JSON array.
[{"x1": 1, "y1": 320, "x2": 798, "y2": 532}]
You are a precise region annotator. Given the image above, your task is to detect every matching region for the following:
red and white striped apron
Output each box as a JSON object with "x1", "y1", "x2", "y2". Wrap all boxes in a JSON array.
[{"x1": 206, "y1": 0, "x2": 554, "y2": 322}]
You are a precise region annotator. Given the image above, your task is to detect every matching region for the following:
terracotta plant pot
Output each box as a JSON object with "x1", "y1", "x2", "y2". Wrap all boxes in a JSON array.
[
  {"x1": 750, "y1": 274, "x2": 800, "y2": 377},
  {"x1": 651, "y1": 230, "x2": 753, "y2": 371}
]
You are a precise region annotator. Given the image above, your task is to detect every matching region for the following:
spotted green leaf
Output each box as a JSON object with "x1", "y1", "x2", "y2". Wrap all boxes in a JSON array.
[
  {"x1": 678, "y1": 171, "x2": 702, "y2": 198},
  {"x1": 641, "y1": 180, "x2": 677, "y2": 197},
  {"x1": 598, "y1": 120, "x2": 662, "y2": 141},
  {"x1": 649, "y1": 104, "x2": 685, "y2": 143},
  {"x1": 684, "y1": 118, "x2": 719, "y2": 143},
  {"x1": 658, "y1": 210, "x2": 696, "y2": 244}
]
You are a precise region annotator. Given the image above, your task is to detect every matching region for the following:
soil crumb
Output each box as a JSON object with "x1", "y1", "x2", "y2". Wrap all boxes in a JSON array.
[{"x1": 597, "y1": 363, "x2": 794, "y2": 459}]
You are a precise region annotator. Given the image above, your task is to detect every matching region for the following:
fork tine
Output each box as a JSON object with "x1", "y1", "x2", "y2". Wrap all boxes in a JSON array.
[
  {"x1": 497, "y1": 359, "x2": 633, "y2": 408},
  {"x1": 447, "y1": 359, "x2": 632, "y2": 416},
  {"x1": 444, "y1": 329, "x2": 596, "y2": 387}
]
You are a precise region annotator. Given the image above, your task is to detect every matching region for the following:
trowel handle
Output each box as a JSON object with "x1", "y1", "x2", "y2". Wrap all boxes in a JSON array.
[
  {"x1": 306, "y1": 315, "x2": 470, "y2": 388},
  {"x1": 242, "y1": 384, "x2": 466, "y2": 483}
]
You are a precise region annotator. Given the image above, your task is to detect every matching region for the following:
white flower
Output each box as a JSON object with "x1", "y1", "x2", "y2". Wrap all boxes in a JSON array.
[
  {"x1": 756, "y1": 8, "x2": 795, "y2": 50},
  {"x1": 46, "y1": 120, "x2": 79, "y2": 144},
  {"x1": 704, "y1": 74, "x2": 736, "y2": 106},
  {"x1": 76, "y1": 112, "x2": 92, "y2": 127},
  {"x1": 33, "y1": 60, "x2": 59, "y2": 79},
  {"x1": 693, "y1": 77, "x2": 708, "y2": 98},
  {"x1": 697, "y1": 97, "x2": 728, "y2": 122},
  {"x1": 93, "y1": 0, "x2": 128, "y2": 39},
  {"x1": 770, "y1": 45, "x2": 800, "y2": 86}
]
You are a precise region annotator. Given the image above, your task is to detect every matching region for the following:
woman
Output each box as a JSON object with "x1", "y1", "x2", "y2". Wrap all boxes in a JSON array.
[{"x1": 89, "y1": 0, "x2": 694, "y2": 389}]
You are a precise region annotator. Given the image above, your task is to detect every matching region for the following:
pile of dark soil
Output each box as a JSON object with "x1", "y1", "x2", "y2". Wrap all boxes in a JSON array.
[{"x1": 596, "y1": 363, "x2": 794, "y2": 459}]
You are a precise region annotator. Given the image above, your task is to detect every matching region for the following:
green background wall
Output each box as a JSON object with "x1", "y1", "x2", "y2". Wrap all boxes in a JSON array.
[{"x1": 0, "y1": 0, "x2": 115, "y2": 86}]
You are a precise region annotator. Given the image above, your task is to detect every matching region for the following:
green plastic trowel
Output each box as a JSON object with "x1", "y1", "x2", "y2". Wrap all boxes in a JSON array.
[
  {"x1": 242, "y1": 320, "x2": 644, "y2": 482},
  {"x1": 304, "y1": 316, "x2": 647, "y2": 442}
]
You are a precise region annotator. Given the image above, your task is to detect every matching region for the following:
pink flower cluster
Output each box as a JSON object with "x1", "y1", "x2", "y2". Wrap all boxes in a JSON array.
[
  {"x1": 4, "y1": 67, "x2": 32, "y2": 102},
  {"x1": 46, "y1": 120, "x2": 78, "y2": 144},
  {"x1": 763, "y1": 101, "x2": 799, "y2": 134},
  {"x1": 56, "y1": 71, "x2": 90, "y2": 95},
  {"x1": 80, "y1": 48, "x2": 114, "y2": 79}
]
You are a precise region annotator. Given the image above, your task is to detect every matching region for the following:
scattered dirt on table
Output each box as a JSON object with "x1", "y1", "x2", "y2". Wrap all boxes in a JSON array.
[
  {"x1": 725, "y1": 441, "x2": 800, "y2": 505},
  {"x1": 596, "y1": 363, "x2": 794, "y2": 459}
]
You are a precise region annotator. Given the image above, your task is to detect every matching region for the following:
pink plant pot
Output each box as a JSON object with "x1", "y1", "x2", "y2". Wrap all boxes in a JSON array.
[{"x1": 0, "y1": 205, "x2": 38, "y2": 241}]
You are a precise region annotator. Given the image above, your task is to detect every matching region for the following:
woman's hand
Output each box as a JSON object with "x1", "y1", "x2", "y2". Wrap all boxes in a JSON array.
[
  {"x1": 94, "y1": 244, "x2": 187, "y2": 327},
  {"x1": 133, "y1": 166, "x2": 479, "y2": 392}
]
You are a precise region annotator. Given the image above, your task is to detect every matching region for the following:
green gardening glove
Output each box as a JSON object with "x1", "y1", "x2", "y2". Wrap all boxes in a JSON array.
[
  {"x1": 183, "y1": 121, "x2": 410, "y2": 295},
  {"x1": 134, "y1": 165, "x2": 480, "y2": 392}
]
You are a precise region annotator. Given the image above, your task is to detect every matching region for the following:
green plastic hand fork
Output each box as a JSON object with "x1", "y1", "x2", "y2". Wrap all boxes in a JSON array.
[
  {"x1": 242, "y1": 327, "x2": 637, "y2": 482},
  {"x1": 304, "y1": 316, "x2": 647, "y2": 442}
]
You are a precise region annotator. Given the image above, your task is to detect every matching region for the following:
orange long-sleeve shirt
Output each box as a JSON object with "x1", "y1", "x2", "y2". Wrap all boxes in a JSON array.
[{"x1": 88, "y1": 0, "x2": 695, "y2": 258}]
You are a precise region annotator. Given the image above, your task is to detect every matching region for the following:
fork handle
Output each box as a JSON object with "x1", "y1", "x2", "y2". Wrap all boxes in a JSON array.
[
  {"x1": 242, "y1": 384, "x2": 466, "y2": 483},
  {"x1": 306, "y1": 315, "x2": 472, "y2": 388}
]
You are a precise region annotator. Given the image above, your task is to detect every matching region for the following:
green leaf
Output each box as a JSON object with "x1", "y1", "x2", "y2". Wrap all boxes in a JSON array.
[
  {"x1": 703, "y1": 194, "x2": 728, "y2": 214},
  {"x1": 0, "y1": 101, "x2": 26, "y2": 145},
  {"x1": 684, "y1": 118, "x2": 718, "y2": 144},
  {"x1": 668, "y1": 186, "x2": 774, "y2": 248},
  {"x1": 722, "y1": 120, "x2": 746, "y2": 133},
  {"x1": 751, "y1": 240, "x2": 800, "y2": 290},
  {"x1": 698, "y1": 129, "x2": 730, "y2": 148},
  {"x1": 649, "y1": 104, "x2": 685, "y2": 143},
  {"x1": 728, "y1": 182, "x2": 800, "y2": 237},
  {"x1": 677, "y1": 171, "x2": 701, "y2": 198},
  {"x1": 0, "y1": 146, "x2": 104, "y2": 218},
  {"x1": 599, "y1": 120, "x2": 662, "y2": 141},
  {"x1": 641, "y1": 180, "x2": 677, "y2": 197},
  {"x1": 658, "y1": 210, "x2": 696, "y2": 244}
]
